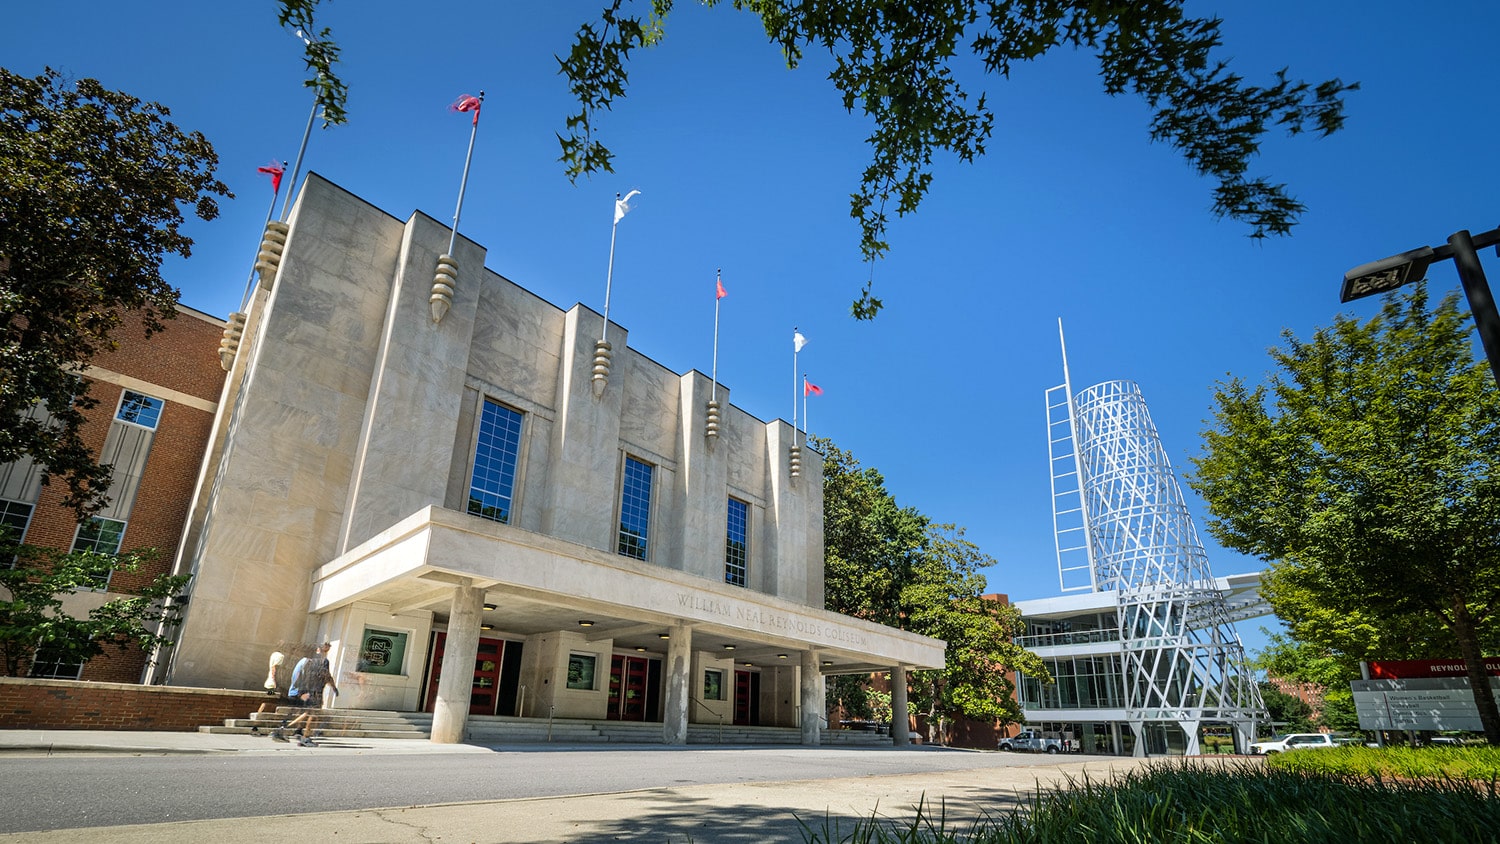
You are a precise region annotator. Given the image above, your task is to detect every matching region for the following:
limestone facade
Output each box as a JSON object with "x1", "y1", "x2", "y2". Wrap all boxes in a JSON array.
[{"x1": 160, "y1": 174, "x2": 943, "y2": 742}]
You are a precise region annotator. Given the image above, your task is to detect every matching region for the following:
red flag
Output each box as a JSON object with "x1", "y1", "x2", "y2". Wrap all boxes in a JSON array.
[
  {"x1": 715, "y1": 274, "x2": 727, "y2": 300},
  {"x1": 450, "y1": 94, "x2": 482, "y2": 127},
  {"x1": 257, "y1": 162, "x2": 285, "y2": 194},
  {"x1": 803, "y1": 378, "x2": 823, "y2": 397}
]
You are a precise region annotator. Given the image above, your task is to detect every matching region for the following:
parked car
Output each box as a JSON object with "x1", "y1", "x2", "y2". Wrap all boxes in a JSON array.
[
  {"x1": 1249, "y1": 733, "x2": 1341, "y2": 755},
  {"x1": 998, "y1": 729, "x2": 1066, "y2": 754},
  {"x1": 1426, "y1": 736, "x2": 1465, "y2": 748}
]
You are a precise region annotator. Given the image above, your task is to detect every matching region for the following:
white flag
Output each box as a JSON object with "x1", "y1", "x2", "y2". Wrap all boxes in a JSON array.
[
  {"x1": 793, "y1": 330, "x2": 808, "y2": 353},
  {"x1": 614, "y1": 189, "x2": 641, "y2": 224}
]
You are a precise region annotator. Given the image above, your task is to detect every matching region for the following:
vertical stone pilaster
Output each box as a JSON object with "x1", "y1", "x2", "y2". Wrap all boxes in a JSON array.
[{"x1": 431, "y1": 585, "x2": 484, "y2": 743}]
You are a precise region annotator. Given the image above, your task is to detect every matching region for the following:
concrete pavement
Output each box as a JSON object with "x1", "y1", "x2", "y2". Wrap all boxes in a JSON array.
[
  {"x1": 0, "y1": 727, "x2": 489, "y2": 757},
  {"x1": 0, "y1": 730, "x2": 1210, "y2": 843}
]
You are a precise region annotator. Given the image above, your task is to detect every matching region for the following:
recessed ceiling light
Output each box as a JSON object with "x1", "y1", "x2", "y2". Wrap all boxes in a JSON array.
[
  {"x1": 723, "y1": 644, "x2": 736, "y2": 651},
  {"x1": 481, "y1": 624, "x2": 494, "y2": 631},
  {"x1": 578, "y1": 620, "x2": 594, "y2": 627},
  {"x1": 635, "y1": 647, "x2": 647, "y2": 652},
  {"x1": 777, "y1": 654, "x2": 788, "y2": 659},
  {"x1": 483, "y1": 603, "x2": 497, "y2": 611},
  {"x1": 742, "y1": 662, "x2": 752, "y2": 667},
  {"x1": 659, "y1": 633, "x2": 671, "y2": 639}
]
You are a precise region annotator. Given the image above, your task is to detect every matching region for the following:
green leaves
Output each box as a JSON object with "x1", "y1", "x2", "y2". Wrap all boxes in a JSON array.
[
  {"x1": 1191, "y1": 283, "x2": 1500, "y2": 743},
  {"x1": 817, "y1": 436, "x2": 1044, "y2": 728},
  {"x1": 276, "y1": 0, "x2": 349, "y2": 127},
  {"x1": 558, "y1": 0, "x2": 1354, "y2": 318},
  {"x1": 0, "y1": 67, "x2": 230, "y2": 517},
  {"x1": 556, "y1": 0, "x2": 665, "y2": 182},
  {"x1": 0, "y1": 544, "x2": 189, "y2": 677}
]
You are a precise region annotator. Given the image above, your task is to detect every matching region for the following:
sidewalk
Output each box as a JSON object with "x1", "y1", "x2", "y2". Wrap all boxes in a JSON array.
[
  {"x1": 0, "y1": 730, "x2": 1194, "y2": 843},
  {"x1": 0, "y1": 728, "x2": 489, "y2": 756}
]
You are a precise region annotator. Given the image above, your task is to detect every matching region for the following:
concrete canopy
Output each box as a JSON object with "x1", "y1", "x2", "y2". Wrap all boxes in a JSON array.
[{"x1": 310, "y1": 505, "x2": 945, "y2": 674}]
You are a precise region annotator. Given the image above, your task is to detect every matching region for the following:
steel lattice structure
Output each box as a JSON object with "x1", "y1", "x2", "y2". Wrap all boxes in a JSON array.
[{"x1": 1048, "y1": 370, "x2": 1266, "y2": 754}]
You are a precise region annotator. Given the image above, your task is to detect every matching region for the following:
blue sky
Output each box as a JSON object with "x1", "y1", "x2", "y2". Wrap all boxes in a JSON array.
[{"x1": 7, "y1": 2, "x2": 1500, "y2": 656}]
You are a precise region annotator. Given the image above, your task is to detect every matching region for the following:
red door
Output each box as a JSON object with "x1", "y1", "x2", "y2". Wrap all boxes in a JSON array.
[
  {"x1": 607, "y1": 655, "x2": 651, "y2": 721},
  {"x1": 425, "y1": 632, "x2": 506, "y2": 716},
  {"x1": 734, "y1": 670, "x2": 760, "y2": 726}
]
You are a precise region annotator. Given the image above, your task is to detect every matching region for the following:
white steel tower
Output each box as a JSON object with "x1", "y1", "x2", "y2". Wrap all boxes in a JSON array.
[{"x1": 1042, "y1": 323, "x2": 1266, "y2": 754}]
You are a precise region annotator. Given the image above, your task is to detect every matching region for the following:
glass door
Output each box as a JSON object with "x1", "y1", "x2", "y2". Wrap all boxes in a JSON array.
[{"x1": 424, "y1": 632, "x2": 508, "y2": 716}]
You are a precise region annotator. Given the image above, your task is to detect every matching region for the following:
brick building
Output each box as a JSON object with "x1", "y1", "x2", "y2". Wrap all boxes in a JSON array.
[{"x1": 1, "y1": 305, "x2": 225, "y2": 682}]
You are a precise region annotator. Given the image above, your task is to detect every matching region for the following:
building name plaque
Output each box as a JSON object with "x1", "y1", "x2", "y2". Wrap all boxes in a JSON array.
[{"x1": 676, "y1": 591, "x2": 867, "y2": 647}]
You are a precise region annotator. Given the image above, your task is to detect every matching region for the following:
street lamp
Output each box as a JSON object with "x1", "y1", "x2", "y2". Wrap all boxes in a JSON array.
[{"x1": 1341, "y1": 227, "x2": 1500, "y2": 386}]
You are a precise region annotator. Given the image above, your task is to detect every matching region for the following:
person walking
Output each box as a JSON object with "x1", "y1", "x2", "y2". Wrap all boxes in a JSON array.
[{"x1": 272, "y1": 643, "x2": 338, "y2": 746}]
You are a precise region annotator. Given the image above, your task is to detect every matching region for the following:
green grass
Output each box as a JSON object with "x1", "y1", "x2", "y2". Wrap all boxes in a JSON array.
[
  {"x1": 802, "y1": 759, "x2": 1500, "y2": 844},
  {"x1": 1268, "y1": 744, "x2": 1500, "y2": 781}
]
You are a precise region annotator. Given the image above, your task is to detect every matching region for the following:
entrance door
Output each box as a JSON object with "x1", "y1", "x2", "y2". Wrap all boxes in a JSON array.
[
  {"x1": 734, "y1": 670, "x2": 760, "y2": 726},
  {"x1": 424, "y1": 632, "x2": 513, "y2": 716},
  {"x1": 607, "y1": 655, "x2": 659, "y2": 721}
]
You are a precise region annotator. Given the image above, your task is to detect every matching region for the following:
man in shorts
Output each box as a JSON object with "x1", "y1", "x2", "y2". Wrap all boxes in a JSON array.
[{"x1": 271, "y1": 643, "x2": 338, "y2": 746}]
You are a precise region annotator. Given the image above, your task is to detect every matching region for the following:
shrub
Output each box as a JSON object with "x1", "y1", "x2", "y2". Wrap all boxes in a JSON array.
[{"x1": 804, "y1": 759, "x2": 1500, "y2": 843}]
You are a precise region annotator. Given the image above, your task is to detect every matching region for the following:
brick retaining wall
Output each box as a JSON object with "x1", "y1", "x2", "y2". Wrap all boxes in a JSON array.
[{"x1": 0, "y1": 677, "x2": 269, "y2": 731}]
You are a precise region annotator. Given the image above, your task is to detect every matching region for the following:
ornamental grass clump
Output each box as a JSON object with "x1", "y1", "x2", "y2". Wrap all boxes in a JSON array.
[{"x1": 803, "y1": 759, "x2": 1500, "y2": 843}]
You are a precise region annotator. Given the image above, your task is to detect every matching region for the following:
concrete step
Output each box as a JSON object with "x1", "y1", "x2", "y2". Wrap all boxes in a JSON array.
[
  {"x1": 207, "y1": 708, "x2": 862, "y2": 746},
  {"x1": 225, "y1": 718, "x2": 426, "y2": 735},
  {"x1": 199, "y1": 725, "x2": 434, "y2": 740},
  {"x1": 823, "y1": 731, "x2": 896, "y2": 746}
]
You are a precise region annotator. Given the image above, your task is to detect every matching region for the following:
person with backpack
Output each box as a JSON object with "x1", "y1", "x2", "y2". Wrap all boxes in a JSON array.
[{"x1": 271, "y1": 643, "x2": 338, "y2": 746}]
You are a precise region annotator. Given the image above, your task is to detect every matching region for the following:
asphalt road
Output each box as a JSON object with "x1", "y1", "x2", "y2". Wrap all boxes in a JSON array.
[{"x1": 0, "y1": 745, "x2": 1093, "y2": 834}]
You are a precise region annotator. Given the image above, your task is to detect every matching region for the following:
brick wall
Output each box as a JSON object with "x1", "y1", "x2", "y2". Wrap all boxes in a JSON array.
[
  {"x1": 17, "y1": 306, "x2": 226, "y2": 684},
  {"x1": 0, "y1": 677, "x2": 265, "y2": 731}
]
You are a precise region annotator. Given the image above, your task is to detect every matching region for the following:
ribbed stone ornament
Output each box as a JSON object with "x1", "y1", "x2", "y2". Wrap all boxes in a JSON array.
[
  {"x1": 431, "y1": 254, "x2": 458, "y2": 324},
  {"x1": 591, "y1": 340, "x2": 612, "y2": 399},
  {"x1": 789, "y1": 444, "x2": 801, "y2": 479},
  {"x1": 253, "y1": 221, "x2": 289, "y2": 288},
  {"x1": 705, "y1": 400, "x2": 721, "y2": 439},
  {"x1": 217, "y1": 311, "x2": 246, "y2": 371}
]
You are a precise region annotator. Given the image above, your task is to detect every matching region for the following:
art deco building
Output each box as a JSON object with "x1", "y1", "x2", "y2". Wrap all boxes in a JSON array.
[{"x1": 155, "y1": 173, "x2": 943, "y2": 743}]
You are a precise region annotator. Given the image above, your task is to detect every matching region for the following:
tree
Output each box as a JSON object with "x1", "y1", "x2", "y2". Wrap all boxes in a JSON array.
[
  {"x1": 1190, "y1": 284, "x2": 1500, "y2": 745},
  {"x1": 0, "y1": 545, "x2": 189, "y2": 677},
  {"x1": 1257, "y1": 680, "x2": 1315, "y2": 733},
  {"x1": 818, "y1": 437, "x2": 1046, "y2": 737},
  {"x1": 278, "y1": 0, "x2": 1356, "y2": 319},
  {"x1": 0, "y1": 67, "x2": 230, "y2": 517}
]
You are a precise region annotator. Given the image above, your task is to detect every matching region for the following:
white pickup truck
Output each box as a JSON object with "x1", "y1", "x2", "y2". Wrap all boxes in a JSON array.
[
  {"x1": 998, "y1": 729, "x2": 1067, "y2": 754},
  {"x1": 1248, "y1": 733, "x2": 1340, "y2": 755}
]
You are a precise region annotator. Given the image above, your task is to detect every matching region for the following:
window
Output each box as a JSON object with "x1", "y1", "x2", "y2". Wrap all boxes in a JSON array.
[
  {"x1": 71, "y1": 516, "x2": 126, "y2": 590},
  {"x1": 703, "y1": 668, "x2": 725, "y2": 701},
  {"x1": 356, "y1": 628, "x2": 409, "y2": 675},
  {"x1": 115, "y1": 390, "x2": 164, "y2": 430},
  {"x1": 30, "y1": 644, "x2": 84, "y2": 680},
  {"x1": 567, "y1": 653, "x2": 598, "y2": 690},
  {"x1": 1, "y1": 499, "x2": 32, "y2": 568},
  {"x1": 617, "y1": 457, "x2": 653, "y2": 560},
  {"x1": 725, "y1": 498, "x2": 748, "y2": 587},
  {"x1": 467, "y1": 399, "x2": 524, "y2": 524}
]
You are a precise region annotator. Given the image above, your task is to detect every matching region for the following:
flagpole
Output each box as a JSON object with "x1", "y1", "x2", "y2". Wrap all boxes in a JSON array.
[
  {"x1": 447, "y1": 91, "x2": 485, "y2": 256},
  {"x1": 279, "y1": 45, "x2": 322, "y2": 223},
  {"x1": 711, "y1": 269, "x2": 722, "y2": 402},
  {"x1": 602, "y1": 201, "x2": 619, "y2": 345},
  {"x1": 241, "y1": 163, "x2": 285, "y2": 310},
  {"x1": 792, "y1": 327, "x2": 799, "y2": 447},
  {"x1": 802, "y1": 375, "x2": 809, "y2": 444}
]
